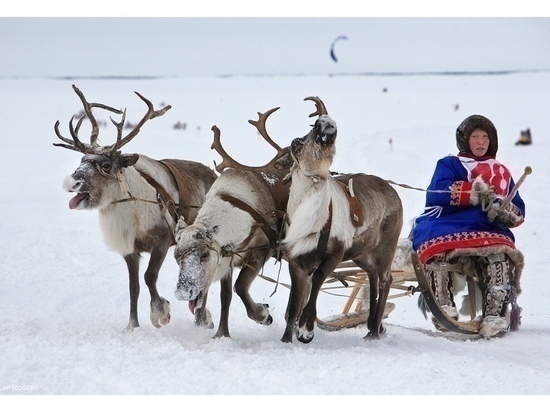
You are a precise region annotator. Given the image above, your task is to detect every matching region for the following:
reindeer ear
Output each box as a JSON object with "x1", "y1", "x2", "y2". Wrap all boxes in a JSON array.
[
  {"x1": 175, "y1": 216, "x2": 188, "y2": 234},
  {"x1": 120, "y1": 153, "x2": 139, "y2": 168},
  {"x1": 175, "y1": 216, "x2": 188, "y2": 243},
  {"x1": 206, "y1": 225, "x2": 219, "y2": 239}
]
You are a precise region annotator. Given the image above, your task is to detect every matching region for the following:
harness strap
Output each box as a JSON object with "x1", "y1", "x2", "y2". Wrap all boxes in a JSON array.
[
  {"x1": 137, "y1": 169, "x2": 178, "y2": 221},
  {"x1": 161, "y1": 160, "x2": 192, "y2": 224},
  {"x1": 336, "y1": 180, "x2": 363, "y2": 227},
  {"x1": 219, "y1": 193, "x2": 280, "y2": 249}
]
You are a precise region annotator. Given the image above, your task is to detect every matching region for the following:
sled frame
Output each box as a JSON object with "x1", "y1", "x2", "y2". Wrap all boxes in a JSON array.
[
  {"x1": 318, "y1": 254, "x2": 482, "y2": 334},
  {"x1": 317, "y1": 262, "x2": 418, "y2": 331}
]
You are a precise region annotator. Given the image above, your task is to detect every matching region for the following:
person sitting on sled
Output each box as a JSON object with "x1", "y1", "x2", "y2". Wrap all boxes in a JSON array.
[{"x1": 412, "y1": 114, "x2": 526, "y2": 339}]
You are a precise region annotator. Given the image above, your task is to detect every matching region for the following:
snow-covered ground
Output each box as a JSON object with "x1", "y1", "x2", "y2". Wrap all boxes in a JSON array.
[
  {"x1": 1, "y1": 71, "x2": 549, "y2": 406},
  {"x1": 2, "y1": 15, "x2": 550, "y2": 410}
]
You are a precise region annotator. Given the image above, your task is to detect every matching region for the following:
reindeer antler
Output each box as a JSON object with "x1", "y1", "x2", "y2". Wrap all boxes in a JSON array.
[
  {"x1": 105, "y1": 91, "x2": 171, "y2": 155},
  {"x1": 54, "y1": 85, "x2": 123, "y2": 154},
  {"x1": 54, "y1": 85, "x2": 171, "y2": 155},
  {"x1": 304, "y1": 96, "x2": 328, "y2": 117},
  {"x1": 211, "y1": 107, "x2": 289, "y2": 173}
]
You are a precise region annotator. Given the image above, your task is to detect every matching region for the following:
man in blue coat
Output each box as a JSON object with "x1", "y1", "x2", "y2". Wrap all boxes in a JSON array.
[{"x1": 412, "y1": 115, "x2": 526, "y2": 338}]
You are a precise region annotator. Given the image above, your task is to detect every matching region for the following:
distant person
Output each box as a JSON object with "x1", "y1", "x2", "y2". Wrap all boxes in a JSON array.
[
  {"x1": 515, "y1": 128, "x2": 532, "y2": 145},
  {"x1": 412, "y1": 115, "x2": 526, "y2": 339}
]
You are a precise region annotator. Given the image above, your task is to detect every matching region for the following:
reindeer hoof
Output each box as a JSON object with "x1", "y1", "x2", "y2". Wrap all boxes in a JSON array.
[
  {"x1": 363, "y1": 324, "x2": 386, "y2": 340},
  {"x1": 151, "y1": 298, "x2": 171, "y2": 328},
  {"x1": 195, "y1": 307, "x2": 214, "y2": 329},
  {"x1": 264, "y1": 314, "x2": 273, "y2": 326},
  {"x1": 296, "y1": 328, "x2": 314, "y2": 344},
  {"x1": 123, "y1": 322, "x2": 139, "y2": 332},
  {"x1": 363, "y1": 332, "x2": 380, "y2": 340},
  {"x1": 281, "y1": 328, "x2": 295, "y2": 343}
]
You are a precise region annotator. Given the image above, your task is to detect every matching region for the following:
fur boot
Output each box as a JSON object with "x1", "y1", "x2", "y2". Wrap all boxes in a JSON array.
[
  {"x1": 479, "y1": 253, "x2": 512, "y2": 339},
  {"x1": 448, "y1": 245, "x2": 523, "y2": 333},
  {"x1": 425, "y1": 258, "x2": 459, "y2": 331}
]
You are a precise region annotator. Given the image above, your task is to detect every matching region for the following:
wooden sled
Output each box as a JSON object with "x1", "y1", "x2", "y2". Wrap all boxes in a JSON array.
[
  {"x1": 317, "y1": 251, "x2": 482, "y2": 334},
  {"x1": 317, "y1": 261, "x2": 418, "y2": 331}
]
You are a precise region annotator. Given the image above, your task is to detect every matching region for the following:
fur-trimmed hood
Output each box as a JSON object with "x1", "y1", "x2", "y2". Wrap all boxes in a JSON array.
[{"x1": 456, "y1": 115, "x2": 498, "y2": 158}]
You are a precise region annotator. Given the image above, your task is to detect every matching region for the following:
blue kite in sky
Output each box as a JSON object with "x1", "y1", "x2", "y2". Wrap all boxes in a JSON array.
[{"x1": 330, "y1": 35, "x2": 349, "y2": 62}]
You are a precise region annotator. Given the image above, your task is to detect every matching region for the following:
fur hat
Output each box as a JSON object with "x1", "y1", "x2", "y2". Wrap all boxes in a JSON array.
[{"x1": 456, "y1": 115, "x2": 498, "y2": 157}]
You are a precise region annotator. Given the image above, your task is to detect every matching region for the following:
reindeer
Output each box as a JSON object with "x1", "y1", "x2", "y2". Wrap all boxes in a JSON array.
[
  {"x1": 54, "y1": 85, "x2": 217, "y2": 331},
  {"x1": 281, "y1": 97, "x2": 403, "y2": 343},
  {"x1": 173, "y1": 108, "x2": 292, "y2": 338}
]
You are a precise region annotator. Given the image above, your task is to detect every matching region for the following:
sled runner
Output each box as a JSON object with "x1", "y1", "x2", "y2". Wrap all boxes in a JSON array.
[{"x1": 410, "y1": 252, "x2": 480, "y2": 334}]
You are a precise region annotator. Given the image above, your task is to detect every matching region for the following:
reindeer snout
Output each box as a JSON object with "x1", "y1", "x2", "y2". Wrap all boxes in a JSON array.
[
  {"x1": 321, "y1": 126, "x2": 337, "y2": 144},
  {"x1": 174, "y1": 276, "x2": 201, "y2": 301},
  {"x1": 63, "y1": 175, "x2": 83, "y2": 192},
  {"x1": 314, "y1": 116, "x2": 337, "y2": 145},
  {"x1": 174, "y1": 287, "x2": 193, "y2": 301}
]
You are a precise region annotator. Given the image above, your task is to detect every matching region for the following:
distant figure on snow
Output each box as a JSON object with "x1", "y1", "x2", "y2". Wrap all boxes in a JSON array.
[
  {"x1": 411, "y1": 115, "x2": 526, "y2": 339},
  {"x1": 515, "y1": 128, "x2": 532, "y2": 145}
]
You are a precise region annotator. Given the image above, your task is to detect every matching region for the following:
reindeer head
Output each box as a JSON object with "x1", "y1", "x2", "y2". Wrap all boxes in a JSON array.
[
  {"x1": 55, "y1": 85, "x2": 171, "y2": 210},
  {"x1": 290, "y1": 96, "x2": 337, "y2": 179},
  {"x1": 173, "y1": 217, "x2": 224, "y2": 314}
]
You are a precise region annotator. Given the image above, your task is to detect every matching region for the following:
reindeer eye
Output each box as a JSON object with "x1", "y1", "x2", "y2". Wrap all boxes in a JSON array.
[
  {"x1": 200, "y1": 251, "x2": 209, "y2": 262},
  {"x1": 101, "y1": 162, "x2": 112, "y2": 172}
]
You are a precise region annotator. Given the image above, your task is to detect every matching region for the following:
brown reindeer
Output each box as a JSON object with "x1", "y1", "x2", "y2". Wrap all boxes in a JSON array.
[
  {"x1": 173, "y1": 108, "x2": 293, "y2": 338},
  {"x1": 55, "y1": 85, "x2": 217, "y2": 331},
  {"x1": 281, "y1": 97, "x2": 403, "y2": 343}
]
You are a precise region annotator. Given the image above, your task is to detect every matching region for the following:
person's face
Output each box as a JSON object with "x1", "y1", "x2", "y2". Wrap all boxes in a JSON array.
[{"x1": 468, "y1": 128, "x2": 490, "y2": 157}]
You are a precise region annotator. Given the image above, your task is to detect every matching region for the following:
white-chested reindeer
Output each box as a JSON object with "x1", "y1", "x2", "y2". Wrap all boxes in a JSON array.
[
  {"x1": 173, "y1": 108, "x2": 293, "y2": 338},
  {"x1": 55, "y1": 85, "x2": 217, "y2": 331},
  {"x1": 281, "y1": 97, "x2": 403, "y2": 343}
]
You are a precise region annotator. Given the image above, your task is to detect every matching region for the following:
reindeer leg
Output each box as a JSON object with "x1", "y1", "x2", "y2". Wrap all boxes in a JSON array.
[
  {"x1": 234, "y1": 256, "x2": 272, "y2": 326},
  {"x1": 297, "y1": 249, "x2": 344, "y2": 343},
  {"x1": 123, "y1": 252, "x2": 141, "y2": 331},
  {"x1": 144, "y1": 245, "x2": 171, "y2": 329},
  {"x1": 194, "y1": 291, "x2": 214, "y2": 329},
  {"x1": 213, "y1": 274, "x2": 233, "y2": 339},
  {"x1": 282, "y1": 264, "x2": 310, "y2": 343},
  {"x1": 364, "y1": 269, "x2": 392, "y2": 340},
  {"x1": 366, "y1": 272, "x2": 379, "y2": 331}
]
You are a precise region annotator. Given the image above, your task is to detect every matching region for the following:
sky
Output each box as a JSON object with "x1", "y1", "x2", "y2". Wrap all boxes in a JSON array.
[{"x1": 1, "y1": 3, "x2": 550, "y2": 78}]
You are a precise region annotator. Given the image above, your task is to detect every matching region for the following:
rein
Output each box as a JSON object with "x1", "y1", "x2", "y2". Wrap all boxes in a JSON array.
[
  {"x1": 218, "y1": 193, "x2": 289, "y2": 258},
  {"x1": 110, "y1": 167, "x2": 202, "y2": 242}
]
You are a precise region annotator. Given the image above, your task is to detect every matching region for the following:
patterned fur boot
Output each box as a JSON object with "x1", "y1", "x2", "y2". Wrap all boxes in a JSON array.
[
  {"x1": 479, "y1": 253, "x2": 512, "y2": 339},
  {"x1": 425, "y1": 259, "x2": 459, "y2": 331}
]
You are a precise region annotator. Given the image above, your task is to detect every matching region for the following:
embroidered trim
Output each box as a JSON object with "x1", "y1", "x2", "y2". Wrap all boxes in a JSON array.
[
  {"x1": 450, "y1": 181, "x2": 466, "y2": 206},
  {"x1": 417, "y1": 230, "x2": 515, "y2": 263}
]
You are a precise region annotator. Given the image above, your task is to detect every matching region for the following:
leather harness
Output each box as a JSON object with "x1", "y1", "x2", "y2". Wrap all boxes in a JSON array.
[
  {"x1": 217, "y1": 178, "x2": 363, "y2": 263},
  {"x1": 136, "y1": 159, "x2": 193, "y2": 224}
]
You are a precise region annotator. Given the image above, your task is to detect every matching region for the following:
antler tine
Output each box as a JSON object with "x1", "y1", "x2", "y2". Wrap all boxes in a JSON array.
[
  {"x1": 109, "y1": 109, "x2": 127, "y2": 147},
  {"x1": 53, "y1": 119, "x2": 85, "y2": 152},
  {"x1": 107, "y1": 91, "x2": 172, "y2": 154},
  {"x1": 304, "y1": 96, "x2": 328, "y2": 117},
  {"x1": 211, "y1": 125, "x2": 245, "y2": 173},
  {"x1": 211, "y1": 105, "x2": 295, "y2": 174},
  {"x1": 53, "y1": 115, "x2": 92, "y2": 153},
  {"x1": 247, "y1": 107, "x2": 284, "y2": 154},
  {"x1": 71, "y1": 84, "x2": 122, "y2": 148}
]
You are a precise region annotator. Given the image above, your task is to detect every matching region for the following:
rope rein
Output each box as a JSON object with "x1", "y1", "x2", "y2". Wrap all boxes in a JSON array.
[
  {"x1": 331, "y1": 171, "x2": 475, "y2": 196},
  {"x1": 110, "y1": 169, "x2": 202, "y2": 211}
]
